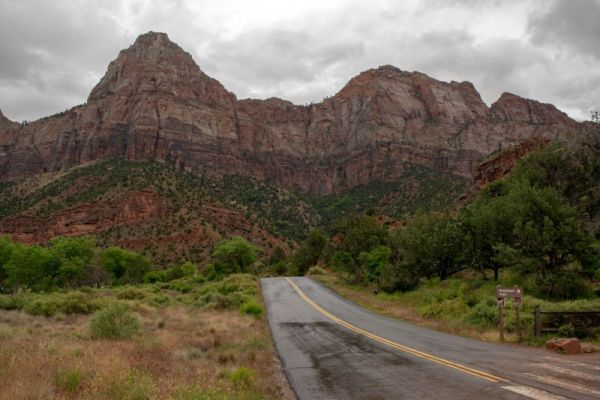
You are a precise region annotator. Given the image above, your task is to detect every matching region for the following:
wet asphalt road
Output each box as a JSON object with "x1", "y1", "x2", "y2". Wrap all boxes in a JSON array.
[{"x1": 261, "y1": 277, "x2": 600, "y2": 400}]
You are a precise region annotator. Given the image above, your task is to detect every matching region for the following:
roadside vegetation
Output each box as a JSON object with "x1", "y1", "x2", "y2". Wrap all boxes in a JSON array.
[
  {"x1": 286, "y1": 117, "x2": 600, "y2": 344},
  {"x1": 0, "y1": 235, "x2": 290, "y2": 400}
]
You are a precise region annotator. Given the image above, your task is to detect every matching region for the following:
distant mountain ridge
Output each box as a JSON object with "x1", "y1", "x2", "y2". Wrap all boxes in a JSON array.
[{"x1": 0, "y1": 31, "x2": 584, "y2": 195}]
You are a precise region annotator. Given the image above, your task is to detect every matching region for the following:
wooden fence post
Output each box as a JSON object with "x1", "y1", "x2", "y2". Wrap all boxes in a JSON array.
[
  {"x1": 534, "y1": 305, "x2": 541, "y2": 338},
  {"x1": 515, "y1": 301, "x2": 522, "y2": 342},
  {"x1": 498, "y1": 299, "x2": 505, "y2": 342}
]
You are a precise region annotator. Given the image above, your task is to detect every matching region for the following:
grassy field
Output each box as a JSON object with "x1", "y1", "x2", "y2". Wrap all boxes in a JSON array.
[
  {"x1": 0, "y1": 274, "x2": 293, "y2": 400},
  {"x1": 312, "y1": 270, "x2": 600, "y2": 346}
]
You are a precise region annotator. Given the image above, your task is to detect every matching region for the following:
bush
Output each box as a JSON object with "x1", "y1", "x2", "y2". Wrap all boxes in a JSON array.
[
  {"x1": 308, "y1": 266, "x2": 325, "y2": 276},
  {"x1": 418, "y1": 298, "x2": 469, "y2": 320},
  {"x1": 101, "y1": 369, "x2": 158, "y2": 400},
  {"x1": 90, "y1": 303, "x2": 140, "y2": 340},
  {"x1": 558, "y1": 323, "x2": 576, "y2": 338},
  {"x1": 0, "y1": 294, "x2": 23, "y2": 310},
  {"x1": 144, "y1": 262, "x2": 197, "y2": 283},
  {"x1": 534, "y1": 273, "x2": 594, "y2": 300},
  {"x1": 54, "y1": 368, "x2": 84, "y2": 393},
  {"x1": 223, "y1": 367, "x2": 256, "y2": 388},
  {"x1": 464, "y1": 298, "x2": 497, "y2": 329},
  {"x1": 116, "y1": 287, "x2": 148, "y2": 300},
  {"x1": 240, "y1": 300, "x2": 263, "y2": 317},
  {"x1": 196, "y1": 291, "x2": 249, "y2": 310},
  {"x1": 212, "y1": 237, "x2": 259, "y2": 275},
  {"x1": 23, "y1": 291, "x2": 105, "y2": 316}
]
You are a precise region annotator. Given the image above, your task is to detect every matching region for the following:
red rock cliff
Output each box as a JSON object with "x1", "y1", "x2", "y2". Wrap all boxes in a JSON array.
[{"x1": 0, "y1": 32, "x2": 584, "y2": 194}]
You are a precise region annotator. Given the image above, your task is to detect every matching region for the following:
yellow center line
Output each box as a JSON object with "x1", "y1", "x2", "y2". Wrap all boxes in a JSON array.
[{"x1": 284, "y1": 277, "x2": 508, "y2": 384}]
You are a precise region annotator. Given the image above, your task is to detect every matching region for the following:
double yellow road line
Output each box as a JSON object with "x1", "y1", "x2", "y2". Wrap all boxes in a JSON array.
[{"x1": 285, "y1": 277, "x2": 508, "y2": 384}]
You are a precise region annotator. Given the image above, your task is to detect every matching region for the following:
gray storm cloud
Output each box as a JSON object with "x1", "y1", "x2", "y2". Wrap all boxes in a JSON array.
[{"x1": 0, "y1": 0, "x2": 597, "y2": 122}]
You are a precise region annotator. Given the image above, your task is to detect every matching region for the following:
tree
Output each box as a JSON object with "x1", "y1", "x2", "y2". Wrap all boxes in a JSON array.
[
  {"x1": 5, "y1": 244, "x2": 59, "y2": 290},
  {"x1": 330, "y1": 215, "x2": 388, "y2": 282},
  {"x1": 290, "y1": 229, "x2": 327, "y2": 275},
  {"x1": 101, "y1": 247, "x2": 152, "y2": 284},
  {"x1": 358, "y1": 245, "x2": 392, "y2": 291},
  {"x1": 460, "y1": 182, "x2": 516, "y2": 281},
  {"x1": 0, "y1": 235, "x2": 16, "y2": 288},
  {"x1": 212, "y1": 237, "x2": 259, "y2": 275},
  {"x1": 49, "y1": 236, "x2": 96, "y2": 287},
  {"x1": 492, "y1": 183, "x2": 596, "y2": 280},
  {"x1": 394, "y1": 213, "x2": 465, "y2": 282}
]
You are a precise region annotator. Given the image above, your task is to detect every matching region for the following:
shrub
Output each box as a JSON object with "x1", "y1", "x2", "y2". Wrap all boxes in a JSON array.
[
  {"x1": 115, "y1": 287, "x2": 148, "y2": 300},
  {"x1": 224, "y1": 367, "x2": 256, "y2": 388},
  {"x1": 90, "y1": 303, "x2": 140, "y2": 340},
  {"x1": 149, "y1": 294, "x2": 171, "y2": 306},
  {"x1": 169, "y1": 280, "x2": 193, "y2": 293},
  {"x1": 464, "y1": 298, "x2": 497, "y2": 329},
  {"x1": 418, "y1": 298, "x2": 469, "y2": 320},
  {"x1": 54, "y1": 368, "x2": 84, "y2": 393},
  {"x1": 240, "y1": 300, "x2": 263, "y2": 317},
  {"x1": 212, "y1": 237, "x2": 259, "y2": 275},
  {"x1": 558, "y1": 323, "x2": 576, "y2": 338},
  {"x1": 101, "y1": 369, "x2": 158, "y2": 400},
  {"x1": 0, "y1": 294, "x2": 22, "y2": 310},
  {"x1": 23, "y1": 291, "x2": 105, "y2": 316},
  {"x1": 534, "y1": 273, "x2": 594, "y2": 300},
  {"x1": 308, "y1": 266, "x2": 325, "y2": 276}
]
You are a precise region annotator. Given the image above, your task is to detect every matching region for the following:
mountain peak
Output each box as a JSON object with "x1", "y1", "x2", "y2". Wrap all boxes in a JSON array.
[
  {"x1": 491, "y1": 92, "x2": 573, "y2": 125},
  {"x1": 88, "y1": 31, "x2": 235, "y2": 105},
  {"x1": 132, "y1": 31, "x2": 171, "y2": 46}
]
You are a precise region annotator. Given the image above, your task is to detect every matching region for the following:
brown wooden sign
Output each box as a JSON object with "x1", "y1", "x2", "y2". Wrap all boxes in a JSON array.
[
  {"x1": 496, "y1": 286, "x2": 523, "y2": 342},
  {"x1": 496, "y1": 287, "x2": 522, "y2": 299}
]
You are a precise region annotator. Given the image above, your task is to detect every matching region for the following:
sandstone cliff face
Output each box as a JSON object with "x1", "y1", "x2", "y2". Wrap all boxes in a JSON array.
[
  {"x1": 0, "y1": 32, "x2": 584, "y2": 195},
  {"x1": 0, "y1": 185, "x2": 291, "y2": 262},
  {"x1": 1, "y1": 189, "x2": 168, "y2": 243}
]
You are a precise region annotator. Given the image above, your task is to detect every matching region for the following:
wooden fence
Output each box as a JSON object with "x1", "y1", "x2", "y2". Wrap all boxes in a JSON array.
[{"x1": 534, "y1": 305, "x2": 600, "y2": 337}]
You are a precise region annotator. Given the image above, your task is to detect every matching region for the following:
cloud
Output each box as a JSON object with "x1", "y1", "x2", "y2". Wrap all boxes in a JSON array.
[
  {"x1": 529, "y1": 0, "x2": 600, "y2": 59},
  {"x1": 0, "y1": 0, "x2": 597, "y2": 122}
]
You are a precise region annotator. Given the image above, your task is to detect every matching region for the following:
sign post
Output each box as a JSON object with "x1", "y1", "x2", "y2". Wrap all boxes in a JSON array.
[
  {"x1": 497, "y1": 297, "x2": 505, "y2": 342},
  {"x1": 496, "y1": 286, "x2": 522, "y2": 342}
]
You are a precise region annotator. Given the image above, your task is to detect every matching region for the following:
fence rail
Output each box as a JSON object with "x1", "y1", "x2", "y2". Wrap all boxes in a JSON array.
[{"x1": 534, "y1": 305, "x2": 600, "y2": 337}]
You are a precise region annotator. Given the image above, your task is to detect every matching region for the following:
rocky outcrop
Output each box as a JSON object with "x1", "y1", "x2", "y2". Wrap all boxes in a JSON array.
[
  {"x1": 1, "y1": 189, "x2": 169, "y2": 243},
  {"x1": 0, "y1": 32, "x2": 585, "y2": 195},
  {"x1": 474, "y1": 138, "x2": 551, "y2": 186},
  {"x1": 0, "y1": 187, "x2": 290, "y2": 262}
]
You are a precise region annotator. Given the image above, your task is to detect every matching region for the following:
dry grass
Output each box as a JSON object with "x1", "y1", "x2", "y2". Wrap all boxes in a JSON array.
[{"x1": 0, "y1": 295, "x2": 290, "y2": 399}]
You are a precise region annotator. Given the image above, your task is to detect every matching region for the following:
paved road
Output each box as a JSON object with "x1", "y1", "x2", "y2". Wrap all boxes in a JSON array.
[{"x1": 261, "y1": 277, "x2": 600, "y2": 400}]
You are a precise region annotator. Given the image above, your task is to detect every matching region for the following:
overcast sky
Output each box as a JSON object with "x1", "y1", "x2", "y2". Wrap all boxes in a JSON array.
[{"x1": 1, "y1": 0, "x2": 598, "y2": 122}]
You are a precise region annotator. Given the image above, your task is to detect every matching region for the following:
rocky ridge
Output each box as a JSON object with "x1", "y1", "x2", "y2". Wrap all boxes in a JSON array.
[{"x1": 0, "y1": 32, "x2": 584, "y2": 195}]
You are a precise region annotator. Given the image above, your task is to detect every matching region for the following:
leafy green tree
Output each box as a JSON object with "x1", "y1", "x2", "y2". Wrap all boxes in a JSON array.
[
  {"x1": 5, "y1": 244, "x2": 59, "y2": 290},
  {"x1": 460, "y1": 182, "x2": 516, "y2": 281},
  {"x1": 358, "y1": 245, "x2": 392, "y2": 291},
  {"x1": 462, "y1": 175, "x2": 599, "y2": 294},
  {"x1": 492, "y1": 183, "x2": 597, "y2": 281},
  {"x1": 0, "y1": 235, "x2": 16, "y2": 287},
  {"x1": 290, "y1": 229, "x2": 327, "y2": 275},
  {"x1": 330, "y1": 215, "x2": 388, "y2": 281},
  {"x1": 49, "y1": 236, "x2": 96, "y2": 287},
  {"x1": 212, "y1": 237, "x2": 259, "y2": 275},
  {"x1": 394, "y1": 213, "x2": 465, "y2": 281},
  {"x1": 100, "y1": 247, "x2": 152, "y2": 284}
]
